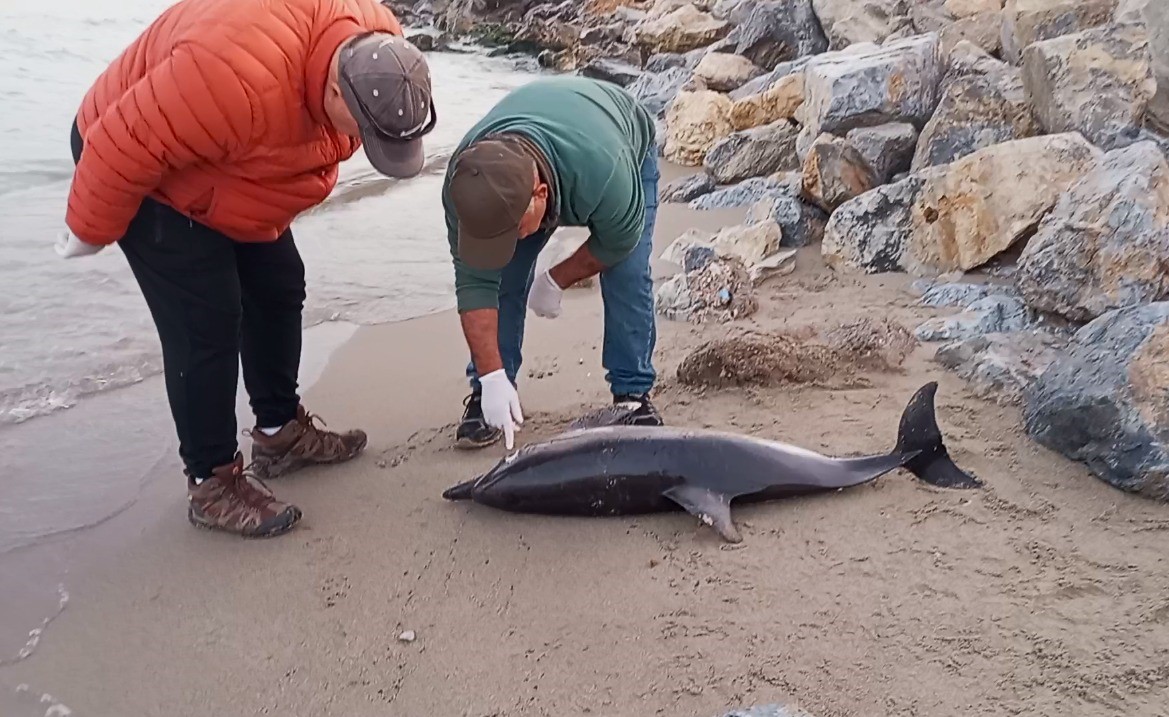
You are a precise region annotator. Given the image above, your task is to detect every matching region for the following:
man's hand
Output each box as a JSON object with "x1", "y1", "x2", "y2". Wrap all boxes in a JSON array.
[
  {"x1": 55, "y1": 230, "x2": 104, "y2": 259},
  {"x1": 479, "y1": 369, "x2": 523, "y2": 449},
  {"x1": 528, "y1": 270, "x2": 564, "y2": 318}
]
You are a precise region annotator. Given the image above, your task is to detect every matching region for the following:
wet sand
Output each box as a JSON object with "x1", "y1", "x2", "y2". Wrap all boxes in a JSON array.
[{"x1": 3, "y1": 163, "x2": 1168, "y2": 717}]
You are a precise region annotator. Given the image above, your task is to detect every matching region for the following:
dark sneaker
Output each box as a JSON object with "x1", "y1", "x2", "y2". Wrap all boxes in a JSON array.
[
  {"x1": 187, "y1": 453, "x2": 302, "y2": 538},
  {"x1": 456, "y1": 392, "x2": 502, "y2": 450},
  {"x1": 247, "y1": 405, "x2": 368, "y2": 480},
  {"x1": 613, "y1": 392, "x2": 664, "y2": 427}
]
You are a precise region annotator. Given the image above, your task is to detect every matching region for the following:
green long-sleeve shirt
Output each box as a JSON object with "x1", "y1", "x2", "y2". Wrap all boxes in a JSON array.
[{"x1": 441, "y1": 75, "x2": 657, "y2": 312}]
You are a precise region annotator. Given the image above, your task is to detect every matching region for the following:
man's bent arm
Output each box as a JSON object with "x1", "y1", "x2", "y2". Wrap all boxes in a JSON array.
[
  {"x1": 548, "y1": 242, "x2": 607, "y2": 288},
  {"x1": 460, "y1": 308, "x2": 504, "y2": 377}
]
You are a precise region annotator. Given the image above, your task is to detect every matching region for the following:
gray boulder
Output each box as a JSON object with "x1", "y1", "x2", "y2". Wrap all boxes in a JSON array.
[
  {"x1": 645, "y1": 52, "x2": 691, "y2": 72},
  {"x1": 662, "y1": 172, "x2": 717, "y2": 203},
  {"x1": 800, "y1": 32, "x2": 945, "y2": 140},
  {"x1": 917, "y1": 280, "x2": 1022, "y2": 308},
  {"x1": 1021, "y1": 22, "x2": 1157, "y2": 150},
  {"x1": 735, "y1": 0, "x2": 829, "y2": 71},
  {"x1": 915, "y1": 294, "x2": 1032, "y2": 341},
  {"x1": 578, "y1": 58, "x2": 643, "y2": 87},
  {"x1": 704, "y1": 121, "x2": 802, "y2": 184},
  {"x1": 1016, "y1": 141, "x2": 1169, "y2": 322},
  {"x1": 811, "y1": 0, "x2": 916, "y2": 50},
  {"x1": 822, "y1": 174, "x2": 925, "y2": 273},
  {"x1": 935, "y1": 330, "x2": 1066, "y2": 406},
  {"x1": 846, "y1": 122, "x2": 918, "y2": 182},
  {"x1": 745, "y1": 193, "x2": 830, "y2": 247},
  {"x1": 1023, "y1": 302, "x2": 1169, "y2": 501},
  {"x1": 913, "y1": 47, "x2": 1040, "y2": 170},
  {"x1": 628, "y1": 66, "x2": 693, "y2": 117},
  {"x1": 690, "y1": 175, "x2": 800, "y2": 210}
]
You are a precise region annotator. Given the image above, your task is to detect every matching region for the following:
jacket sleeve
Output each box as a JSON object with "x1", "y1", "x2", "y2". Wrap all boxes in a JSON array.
[{"x1": 66, "y1": 41, "x2": 255, "y2": 245}]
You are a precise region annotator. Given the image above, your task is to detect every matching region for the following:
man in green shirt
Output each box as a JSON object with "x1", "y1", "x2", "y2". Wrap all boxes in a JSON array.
[{"x1": 441, "y1": 76, "x2": 663, "y2": 450}]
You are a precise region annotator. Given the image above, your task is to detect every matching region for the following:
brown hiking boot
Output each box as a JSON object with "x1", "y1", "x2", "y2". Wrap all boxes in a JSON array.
[
  {"x1": 187, "y1": 453, "x2": 302, "y2": 538},
  {"x1": 247, "y1": 405, "x2": 368, "y2": 480}
]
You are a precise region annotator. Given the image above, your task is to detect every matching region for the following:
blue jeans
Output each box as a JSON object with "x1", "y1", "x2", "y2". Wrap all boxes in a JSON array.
[{"x1": 466, "y1": 152, "x2": 661, "y2": 397}]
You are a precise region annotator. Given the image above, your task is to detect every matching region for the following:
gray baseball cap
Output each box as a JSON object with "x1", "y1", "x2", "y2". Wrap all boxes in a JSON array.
[{"x1": 338, "y1": 32, "x2": 436, "y2": 178}]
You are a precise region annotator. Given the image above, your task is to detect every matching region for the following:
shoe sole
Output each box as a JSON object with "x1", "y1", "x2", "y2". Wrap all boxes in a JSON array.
[
  {"x1": 454, "y1": 432, "x2": 502, "y2": 451},
  {"x1": 188, "y1": 505, "x2": 303, "y2": 539}
]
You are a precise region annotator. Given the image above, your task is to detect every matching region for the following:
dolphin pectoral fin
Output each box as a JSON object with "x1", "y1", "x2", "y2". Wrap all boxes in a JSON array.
[{"x1": 662, "y1": 485, "x2": 742, "y2": 543}]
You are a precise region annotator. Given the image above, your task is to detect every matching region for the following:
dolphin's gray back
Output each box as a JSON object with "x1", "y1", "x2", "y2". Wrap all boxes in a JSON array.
[{"x1": 477, "y1": 425, "x2": 896, "y2": 512}]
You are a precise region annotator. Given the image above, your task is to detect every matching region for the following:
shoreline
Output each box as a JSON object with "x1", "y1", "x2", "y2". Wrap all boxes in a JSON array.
[{"x1": 4, "y1": 160, "x2": 1168, "y2": 716}]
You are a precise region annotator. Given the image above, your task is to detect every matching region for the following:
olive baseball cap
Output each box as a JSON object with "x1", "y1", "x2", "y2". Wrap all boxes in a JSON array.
[
  {"x1": 338, "y1": 32, "x2": 436, "y2": 178},
  {"x1": 448, "y1": 137, "x2": 538, "y2": 271}
]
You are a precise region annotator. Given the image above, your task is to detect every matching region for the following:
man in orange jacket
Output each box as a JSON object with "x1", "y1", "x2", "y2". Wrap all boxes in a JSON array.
[{"x1": 58, "y1": 0, "x2": 436, "y2": 538}]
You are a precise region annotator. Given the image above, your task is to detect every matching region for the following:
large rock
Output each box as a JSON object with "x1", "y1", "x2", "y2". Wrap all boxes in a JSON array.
[
  {"x1": 801, "y1": 133, "x2": 878, "y2": 212},
  {"x1": 729, "y1": 72, "x2": 806, "y2": 130},
  {"x1": 693, "y1": 52, "x2": 766, "y2": 92},
  {"x1": 664, "y1": 90, "x2": 735, "y2": 166},
  {"x1": 436, "y1": 0, "x2": 538, "y2": 33},
  {"x1": 730, "y1": 57, "x2": 812, "y2": 99},
  {"x1": 822, "y1": 174, "x2": 925, "y2": 273},
  {"x1": 912, "y1": 49, "x2": 1039, "y2": 170},
  {"x1": 711, "y1": 221, "x2": 783, "y2": 264},
  {"x1": 634, "y1": 4, "x2": 731, "y2": 54},
  {"x1": 940, "y1": 10, "x2": 1004, "y2": 55},
  {"x1": 1016, "y1": 141, "x2": 1169, "y2": 322},
  {"x1": 628, "y1": 66, "x2": 693, "y2": 117},
  {"x1": 1023, "y1": 302, "x2": 1169, "y2": 501},
  {"x1": 734, "y1": 0, "x2": 829, "y2": 71},
  {"x1": 811, "y1": 0, "x2": 915, "y2": 49},
  {"x1": 690, "y1": 175, "x2": 800, "y2": 210},
  {"x1": 1022, "y1": 22, "x2": 1157, "y2": 150},
  {"x1": 846, "y1": 122, "x2": 918, "y2": 182},
  {"x1": 579, "y1": 58, "x2": 643, "y2": 87},
  {"x1": 934, "y1": 329, "x2": 1065, "y2": 406},
  {"x1": 1000, "y1": 0, "x2": 1119, "y2": 64},
  {"x1": 648, "y1": 0, "x2": 712, "y2": 18},
  {"x1": 1114, "y1": 0, "x2": 1168, "y2": 132},
  {"x1": 915, "y1": 294, "x2": 1032, "y2": 341},
  {"x1": 907, "y1": 132, "x2": 1102, "y2": 275},
  {"x1": 746, "y1": 193, "x2": 829, "y2": 247},
  {"x1": 825, "y1": 133, "x2": 1103, "y2": 274},
  {"x1": 799, "y1": 33, "x2": 945, "y2": 140},
  {"x1": 704, "y1": 121, "x2": 802, "y2": 183},
  {"x1": 945, "y1": 0, "x2": 1003, "y2": 17},
  {"x1": 661, "y1": 172, "x2": 716, "y2": 202}
]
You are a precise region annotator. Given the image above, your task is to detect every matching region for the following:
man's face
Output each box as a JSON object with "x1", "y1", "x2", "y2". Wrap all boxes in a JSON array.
[{"x1": 517, "y1": 166, "x2": 549, "y2": 239}]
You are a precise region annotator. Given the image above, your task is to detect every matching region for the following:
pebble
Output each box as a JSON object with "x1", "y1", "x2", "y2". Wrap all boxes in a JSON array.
[{"x1": 398, "y1": 630, "x2": 416, "y2": 643}]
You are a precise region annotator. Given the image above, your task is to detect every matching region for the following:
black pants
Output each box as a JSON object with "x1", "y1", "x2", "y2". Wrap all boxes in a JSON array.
[{"x1": 71, "y1": 121, "x2": 306, "y2": 478}]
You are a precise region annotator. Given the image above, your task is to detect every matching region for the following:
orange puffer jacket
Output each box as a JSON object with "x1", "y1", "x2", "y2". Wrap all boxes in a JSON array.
[{"x1": 67, "y1": 0, "x2": 403, "y2": 245}]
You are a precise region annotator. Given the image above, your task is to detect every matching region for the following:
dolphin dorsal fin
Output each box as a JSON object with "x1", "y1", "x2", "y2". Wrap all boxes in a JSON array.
[{"x1": 661, "y1": 485, "x2": 742, "y2": 543}]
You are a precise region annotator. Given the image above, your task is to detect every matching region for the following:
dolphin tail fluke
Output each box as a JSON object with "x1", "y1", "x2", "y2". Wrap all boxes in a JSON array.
[
  {"x1": 662, "y1": 485, "x2": 742, "y2": 543},
  {"x1": 442, "y1": 478, "x2": 477, "y2": 501},
  {"x1": 894, "y1": 382, "x2": 982, "y2": 489}
]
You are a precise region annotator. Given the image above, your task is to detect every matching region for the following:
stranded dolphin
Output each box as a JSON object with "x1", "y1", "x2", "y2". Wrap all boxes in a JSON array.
[{"x1": 441, "y1": 382, "x2": 982, "y2": 542}]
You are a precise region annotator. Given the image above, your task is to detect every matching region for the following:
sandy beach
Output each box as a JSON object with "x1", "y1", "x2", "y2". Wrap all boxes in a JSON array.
[{"x1": 3, "y1": 161, "x2": 1169, "y2": 717}]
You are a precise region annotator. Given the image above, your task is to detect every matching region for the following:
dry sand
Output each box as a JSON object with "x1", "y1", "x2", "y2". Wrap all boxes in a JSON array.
[{"x1": 2, "y1": 163, "x2": 1168, "y2": 717}]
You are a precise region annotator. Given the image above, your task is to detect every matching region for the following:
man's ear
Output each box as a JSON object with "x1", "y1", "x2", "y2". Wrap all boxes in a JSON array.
[{"x1": 534, "y1": 182, "x2": 549, "y2": 200}]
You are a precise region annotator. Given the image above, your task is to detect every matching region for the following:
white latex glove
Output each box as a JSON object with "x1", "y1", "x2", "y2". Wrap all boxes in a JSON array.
[
  {"x1": 480, "y1": 369, "x2": 524, "y2": 449},
  {"x1": 528, "y1": 269, "x2": 564, "y2": 319},
  {"x1": 55, "y1": 230, "x2": 104, "y2": 259}
]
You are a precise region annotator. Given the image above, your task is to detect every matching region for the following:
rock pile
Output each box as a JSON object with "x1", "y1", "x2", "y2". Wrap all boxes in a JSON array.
[{"x1": 389, "y1": 0, "x2": 1169, "y2": 498}]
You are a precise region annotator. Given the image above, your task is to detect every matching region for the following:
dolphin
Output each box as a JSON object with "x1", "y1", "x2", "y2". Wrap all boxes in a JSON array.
[{"x1": 442, "y1": 382, "x2": 982, "y2": 542}]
